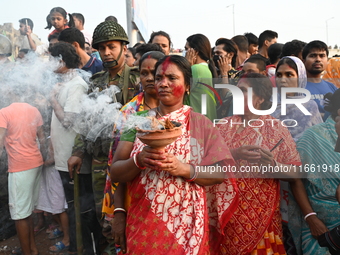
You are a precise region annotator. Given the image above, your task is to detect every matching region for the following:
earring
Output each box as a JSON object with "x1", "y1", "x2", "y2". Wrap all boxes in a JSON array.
[{"x1": 186, "y1": 90, "x2": 190, "y2": 95}]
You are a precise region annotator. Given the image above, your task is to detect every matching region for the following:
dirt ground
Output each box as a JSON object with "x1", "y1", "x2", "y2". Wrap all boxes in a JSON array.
[
  {"x1": 0, "y1": 230, "x2": 65, "y2": 255},
  {"x1": 0, "y1": 214, "x2": 64, "y2": 255}
]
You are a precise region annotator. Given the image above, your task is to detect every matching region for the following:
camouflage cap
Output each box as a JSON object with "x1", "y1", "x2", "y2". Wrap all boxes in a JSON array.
[
  {"x1": 0, "y1": 35, "x2": 12, "y2": 56},
  {"x1": 92, "y1": 21, "x2": 129, "y2": 49}
]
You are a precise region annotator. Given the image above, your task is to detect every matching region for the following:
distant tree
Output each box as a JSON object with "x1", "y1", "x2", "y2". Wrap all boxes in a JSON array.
[
  {"x1": 334, "y1": 44, "x2": 338, "y2": 49},
  {"x1": 329, "y1": 45, "x2": 332, "y2": 49}
]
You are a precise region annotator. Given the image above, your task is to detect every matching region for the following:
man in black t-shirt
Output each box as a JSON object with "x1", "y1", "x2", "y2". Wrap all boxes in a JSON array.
[{"x1": 253, "y1": 30, "x2": 278, "y2": 65}]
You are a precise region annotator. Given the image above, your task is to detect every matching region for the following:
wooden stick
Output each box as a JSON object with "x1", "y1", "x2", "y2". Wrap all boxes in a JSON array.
[{"x1": 74, "y1": 171, "x2": 83, "y2": 254}]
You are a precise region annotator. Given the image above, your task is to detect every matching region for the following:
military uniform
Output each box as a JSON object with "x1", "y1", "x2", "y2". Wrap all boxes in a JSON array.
[
  {"x1": 71, "y1": 21, "x2": 140, "y2": 221},
  {"x1": 73, "y1": 64, "x2": 139, "y2": 219},
  {"x1": 90, "y1": 64, "x2": 140, "y2": 103}
]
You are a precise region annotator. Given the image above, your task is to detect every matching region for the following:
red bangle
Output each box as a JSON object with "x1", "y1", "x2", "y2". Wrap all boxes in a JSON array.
[{"x1": 133, "y1": 151, "x2": 146, "y2": 170}]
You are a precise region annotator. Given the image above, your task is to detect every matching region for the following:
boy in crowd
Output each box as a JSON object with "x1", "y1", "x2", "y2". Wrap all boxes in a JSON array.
[
  {"x1": 253, "y1": 30, "x2": 278, "y2": 65},
  {"x1": 242, "y1": 55, "x2": 267, "y2": 76},
  {"x1": 49, "y1": 42, "x2": 101, "y2": 254},
  {"x1": 244, "y1": 32, "x2": 258, "y2": 56},
  {"x1": 58, "y1": 27, "x2": 103, "y2": 75},
  {"x1": 281, "y1": 39, "x2": 306, "y2": 60},
  {"x1": 48, "y1": 33, "x2": 59, "y2": 52},
  {"x1": 232, "y1": 35, "x2": 249, "y2": 68},
  {"x1": 0, "y1": 88, "x2": 46, "y2": 255}
]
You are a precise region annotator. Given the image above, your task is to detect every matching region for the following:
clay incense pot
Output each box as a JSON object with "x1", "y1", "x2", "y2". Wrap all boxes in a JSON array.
[{"x1": 136, "y1": 122, "x2": 182, "y2": 150}]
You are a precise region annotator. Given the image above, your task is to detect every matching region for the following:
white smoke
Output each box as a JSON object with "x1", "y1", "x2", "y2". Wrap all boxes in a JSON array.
[{"x1": 74, "y1": 86, "x2": 123, "y2": 142}]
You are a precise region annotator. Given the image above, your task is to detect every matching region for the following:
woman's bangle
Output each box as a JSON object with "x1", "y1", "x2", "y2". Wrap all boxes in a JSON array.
[
  {"x1": 304, "y1": 212, "x2": 317, "y2": 221},
  {"x1": 221, "y1": 75, "x2": 228, "y2": 78},
  {"x1": 114, "y1": 207, "x2": 127, "y2": 215},
  {"x1": 186, "y1": 164, "x2": 198, "y2": 182},
  {"x1": 133, "y1": 152, "x2": 146, "y2": 170}
]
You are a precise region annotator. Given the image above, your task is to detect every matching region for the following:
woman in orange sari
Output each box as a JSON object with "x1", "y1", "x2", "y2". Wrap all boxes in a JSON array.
[
  {"x1": 110, "y1": 55, "x2": 238, "y2": 254},
  {"x1": 217, "y1": 73, "x2": 301, "y2": 255}
]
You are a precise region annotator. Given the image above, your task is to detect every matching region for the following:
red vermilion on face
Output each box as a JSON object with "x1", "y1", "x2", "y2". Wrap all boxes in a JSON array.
[
  {"x1": 162, "y1": 56, "x2": 171, "y2": 73},
  {"x1": 172, "y1": 84, "x2": 185, "y2": 97},
  {"x1": 155, "y1": 78, "x2": 185, "y2": 98},
  {"x1": 147, "y1": 54, "x2": 151, "y2": 69}
]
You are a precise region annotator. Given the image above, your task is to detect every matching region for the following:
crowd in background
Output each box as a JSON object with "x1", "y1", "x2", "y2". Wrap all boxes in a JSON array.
[{"x1": 2, "y1": 5, "x2": 340, "y2": 255}]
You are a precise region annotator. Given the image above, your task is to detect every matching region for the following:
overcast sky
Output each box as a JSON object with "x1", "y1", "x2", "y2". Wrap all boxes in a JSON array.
[{"x1": 1, "y1": 0, "x2": 340, "y2": 49}]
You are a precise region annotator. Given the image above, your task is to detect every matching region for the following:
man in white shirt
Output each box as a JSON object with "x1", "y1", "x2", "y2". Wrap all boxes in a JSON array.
[{"x1": 15, "y1": 18, "x2": 42, "y2": 51}]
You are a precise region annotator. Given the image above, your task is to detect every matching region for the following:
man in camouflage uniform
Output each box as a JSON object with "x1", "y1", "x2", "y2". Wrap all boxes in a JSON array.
[{"x1": 68, "y1": 21, "x2": 139, "y2": 226}]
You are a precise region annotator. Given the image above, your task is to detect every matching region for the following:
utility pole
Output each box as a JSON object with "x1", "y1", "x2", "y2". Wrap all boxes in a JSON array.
[
  {"x1": 226, "y1": 4, "x2": 235, "y2": 36},
  {"x1": 126, "y1": 0, "x2": 135, "y2": 45}
]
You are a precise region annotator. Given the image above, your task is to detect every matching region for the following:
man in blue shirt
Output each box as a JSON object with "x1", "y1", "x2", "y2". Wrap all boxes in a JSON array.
[
  {"x1": 58, "y1": 27, "x2": 103, "y2": 75},
  {"x1": 303, "y1": 40, "x2": 337, "y2": 120}
]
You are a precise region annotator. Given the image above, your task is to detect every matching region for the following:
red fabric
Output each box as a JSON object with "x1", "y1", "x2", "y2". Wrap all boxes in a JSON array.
[
  {"x1": 48, "y1": 25, "x2": 70, "y2": 38},
  {"x1": 0, "y1": 103, "x2": 43, "y2": 172},
  {"x1": 126, "y1": 175, "x2": 210, "y2": 255},
  {"x1": 270, "y1": 75, "x2": 276, "y2": 87},
  {"x1": 253, "y1": 214, "x2": 287, "y2": 255},
  {"x1": 266, "y1": 64, "x2": 276, "y2": 71},
  {"x1": 125, "y1": 106, "x2": 238, "y2": 254},
  {"x1": 217, "y1": 115, "x2": 301, "y2": 254}
]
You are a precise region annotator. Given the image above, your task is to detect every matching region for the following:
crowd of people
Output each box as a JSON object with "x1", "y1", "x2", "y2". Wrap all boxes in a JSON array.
[{"x1": 2, "y1": 5, "x2": 340, "y2": 255}]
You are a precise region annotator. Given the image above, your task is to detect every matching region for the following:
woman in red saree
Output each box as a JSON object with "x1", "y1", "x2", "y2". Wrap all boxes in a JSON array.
[
  {"x1": 110, "y1": 55, "x2": 238, "y2": 254},
  {"x1": 217, "y1": 73, "x2": 301, "y2": 255}
]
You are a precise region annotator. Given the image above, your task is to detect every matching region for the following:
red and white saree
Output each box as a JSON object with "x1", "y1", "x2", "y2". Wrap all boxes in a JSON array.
[{"x1": 125, "y1": 105, "x2": 238, "y2": 254}]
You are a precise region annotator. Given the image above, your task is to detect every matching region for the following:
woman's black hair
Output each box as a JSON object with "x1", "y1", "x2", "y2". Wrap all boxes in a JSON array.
[
  {"x1": 133, "y1": 42, "x2": 143, "y2": 48},
  {"x1": 276, "y1": 57, "x2": 298, "y2": 75},
  {"x1": 135, "y1": 43, "x2": 164, "y2": 57},
  {"x1": 148, "y1": 31, "x2": 172, "y2": 49},
  {"x1": 50, "y1": 42, "x2": 80, "y2": 69},
  {"x1": 239, "y1": 72, "x2": 273, "y2": 110},
  {"x1": 127, "y1": 47, "x2": 136, "y2": 58},
  {"x1": 187, "y1": 34, "x2": 218, "y2": 78},
  {"x1": 139, "y1": 51, "x2": 165, "y2": 70},
  {"x1": 324, "y1": 89, "x2": 340, "y2": 120},
  {"x1": 154, "y1": 55, "x2": 192, "y2": 89},
  {"x1": 45, "y1": 14, "x2": 52, "y2": 29},
  {"x1": 45, "y1": 7, "x2": 75, "y2": 30}
]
